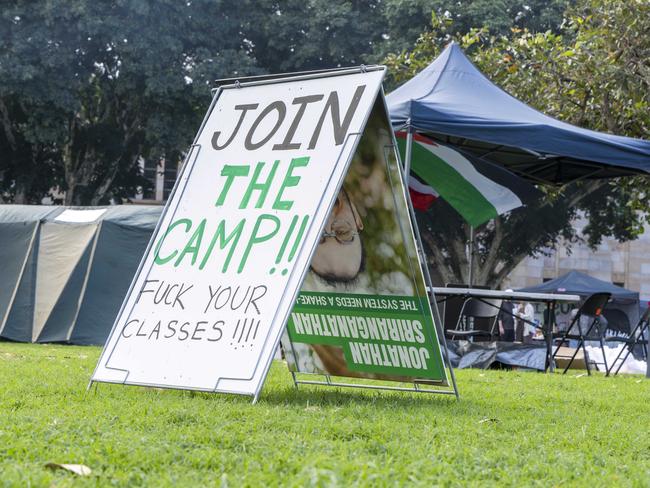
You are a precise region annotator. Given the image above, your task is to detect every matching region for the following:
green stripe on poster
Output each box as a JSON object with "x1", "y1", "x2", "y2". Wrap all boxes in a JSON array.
[{"x1": 287, "y1": 291, "x2": 445, "y2": 380}]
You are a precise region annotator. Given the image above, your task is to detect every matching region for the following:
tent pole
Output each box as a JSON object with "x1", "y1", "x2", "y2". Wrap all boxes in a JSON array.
[
  {"x1": 468, "y1": 226, "x2": 474, "y2": 287},
  {"x1": 404, "y1": 123, "x2": 413, "y2": 177}
]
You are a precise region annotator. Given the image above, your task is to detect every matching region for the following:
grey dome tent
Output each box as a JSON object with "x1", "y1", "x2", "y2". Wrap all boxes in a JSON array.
[
  {"x1": 518, "y1": 270, "x2": 640, "y2": 333},
  {"x1": 0, "y1": 205, "x2": 162, "y2": 345}
]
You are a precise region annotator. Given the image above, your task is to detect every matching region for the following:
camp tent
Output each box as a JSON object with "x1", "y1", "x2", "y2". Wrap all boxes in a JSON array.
[
  {"x1": 386, "y1": 42, "x2": 650, "y2": 316},
  {"x1": 518, "y1": 271, "x2": 640, "y2": 333},
  {"x1": 387, "y1": 42, "x2": 650, "y2": 184},
  {"x1": 0, "y1": 205, "x2": 162, "y2": 345}
]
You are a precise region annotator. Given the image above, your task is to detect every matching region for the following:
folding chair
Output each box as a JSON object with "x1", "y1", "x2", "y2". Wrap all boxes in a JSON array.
[
  {"x1": 446, "y1": 298, "x2": 502, "y2": 342},
  {"x1": 602, "y1": 309, "x2": 630, "y2": 336},
  {"x1": 605, "y1": 307, "x2": 650, "y2": 376},
  {"x1": 551, "y1": 292, "x2": 611, "y2": 375}
]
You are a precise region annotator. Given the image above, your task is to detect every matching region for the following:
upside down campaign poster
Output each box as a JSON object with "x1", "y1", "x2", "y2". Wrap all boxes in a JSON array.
[
  {"x1": 91, "y1": 68, "x2": 386, "y2": 397},
  {"x1": 281, "y1": 99, "x2": 448, "y2": 384}
]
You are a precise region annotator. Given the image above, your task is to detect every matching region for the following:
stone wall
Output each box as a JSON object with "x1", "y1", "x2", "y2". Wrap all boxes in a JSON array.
[{"x1": 505, "y1": 218, "x2": 650, "y2": 303}]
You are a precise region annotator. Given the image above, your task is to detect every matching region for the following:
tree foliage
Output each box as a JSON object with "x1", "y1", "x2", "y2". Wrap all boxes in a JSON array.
[
  {"x1": 0, "y1": 0, "x2": 572, "y2": 204},
  {"x1": 378, "y1": 0, "x2": 571, "y2": 56},
  {"x1": 384, "y1": 0, "x2": 650, "y2": 287},
  {"x1": 240, "y1": 0, "x2": 572, "y2": 72},
  {"x1": 0, "y1": 0, "x2": 258, "y2": 204}
]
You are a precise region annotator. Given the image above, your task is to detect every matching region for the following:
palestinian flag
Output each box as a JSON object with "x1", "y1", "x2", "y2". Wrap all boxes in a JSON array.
[
  {"x1": 408, "y1": 173, "x2": 439, "y2": 211},
  {"x1": 396, "y1": 132, "x2": 541, "y2": 227}
]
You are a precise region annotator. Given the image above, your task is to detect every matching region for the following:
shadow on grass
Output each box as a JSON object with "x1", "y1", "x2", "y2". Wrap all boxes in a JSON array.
[
  {"x1": 92, "y1": 381, "x2": 257, "y2": 404},
  {"x1": 94, "y1": 381, "x2": 462, "y2": 410},
  {"x1": 258, "y1": 382, "x2": 464, "y2": 410}
]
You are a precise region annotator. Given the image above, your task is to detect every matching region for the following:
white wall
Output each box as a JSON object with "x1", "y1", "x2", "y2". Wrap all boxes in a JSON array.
[{"x1": 506, "y1": 217, "x2": 650, "y2": 303}]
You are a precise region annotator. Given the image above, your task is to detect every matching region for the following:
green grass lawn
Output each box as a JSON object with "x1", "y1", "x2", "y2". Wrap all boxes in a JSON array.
[{"x1": 1, "y1": 343, "x2": 649, "y2": 487}]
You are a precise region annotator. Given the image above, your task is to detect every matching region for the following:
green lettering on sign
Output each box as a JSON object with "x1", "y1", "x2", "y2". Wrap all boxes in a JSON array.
[{"x1": 272, "y1": 156, "x2": 310, "y2": 211}]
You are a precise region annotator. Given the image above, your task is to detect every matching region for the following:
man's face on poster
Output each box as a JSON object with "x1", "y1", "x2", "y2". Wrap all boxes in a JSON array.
[{"x1": 311, "y1": 189, "x2": 364, "y2": 284}]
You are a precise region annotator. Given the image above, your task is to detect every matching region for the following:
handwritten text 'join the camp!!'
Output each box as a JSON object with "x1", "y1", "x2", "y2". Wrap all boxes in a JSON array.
[{"x1": 153, "y1": 85, "x2": 367, "y2": 277}]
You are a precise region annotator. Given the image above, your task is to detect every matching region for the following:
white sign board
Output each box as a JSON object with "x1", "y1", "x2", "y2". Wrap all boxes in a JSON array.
[{"x1": 91, "y1": 68, "x2": 385, "y2": 398}]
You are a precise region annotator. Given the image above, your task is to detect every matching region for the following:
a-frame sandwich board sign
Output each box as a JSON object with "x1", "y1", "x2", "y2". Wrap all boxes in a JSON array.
[{"x1": 90, "y1": 66, "x2": 457, "y2": 402}]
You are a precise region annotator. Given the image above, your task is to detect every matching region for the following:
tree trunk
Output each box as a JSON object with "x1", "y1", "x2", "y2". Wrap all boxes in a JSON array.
[{"x1": 13, "y1": 187, "x2": 28, "y2": 204}]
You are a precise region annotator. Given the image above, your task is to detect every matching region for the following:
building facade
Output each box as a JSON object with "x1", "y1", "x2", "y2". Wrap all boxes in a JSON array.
[
  {"x1": 133, "y1": 157, "x2": 178, "y2": 204},
  {"x1": 506, "y1": 218, "x2": 650, "y2": 302}
]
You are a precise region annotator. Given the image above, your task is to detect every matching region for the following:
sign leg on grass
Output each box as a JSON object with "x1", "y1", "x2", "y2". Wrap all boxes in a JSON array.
[{"x1": 91, "y1": 67, "x2": 454, "y2": 401}]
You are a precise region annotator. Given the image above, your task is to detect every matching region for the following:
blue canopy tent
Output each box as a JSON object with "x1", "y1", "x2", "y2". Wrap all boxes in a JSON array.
[
  {"x1": 387, "y1": 42, "x2": 650, "y2": 185},
  {"x1": 519, "y1": 270, "x2": 639, "y2": 303},
  {"x1": 518, "y1": 271, "x2": 640, "y2": 334}
]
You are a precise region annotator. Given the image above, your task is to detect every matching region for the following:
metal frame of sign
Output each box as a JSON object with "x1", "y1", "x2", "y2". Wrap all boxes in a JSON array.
[
  {"x1": 88, "y1": 66, "x2": 458, "y2": 402},
  {"x1": 285, "y1": 86, "x2": 459, "y2": 399}
]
